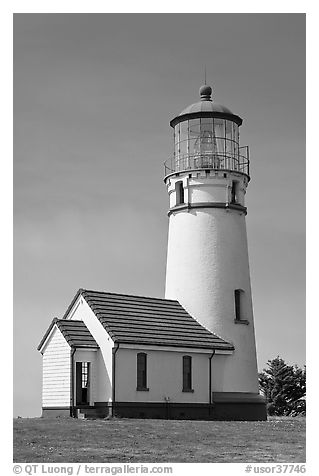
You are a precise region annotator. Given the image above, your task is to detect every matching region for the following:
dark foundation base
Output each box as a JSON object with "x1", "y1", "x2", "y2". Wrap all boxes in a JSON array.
[
  {"x1": 42, "y1": 394, "x2": 267, "y2": 421},
  {"x1": 93, "y1": 393, "x2": 266, "y2": 421},
  {"x1": 211, "y1": 392, "x2": 267, "y2": 421},
  {"x1": 42, "y1": 407, "x2": 71, "y2": 418}
]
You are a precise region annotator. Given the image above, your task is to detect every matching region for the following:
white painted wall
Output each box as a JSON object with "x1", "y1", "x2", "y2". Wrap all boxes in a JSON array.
[
  {"x1": 66, "y1": 296, "x2": 114, "y2": 402},
  {"x1": 42, "y1": 326, "x2": 71, "y2": 407},
  {"x1": 165, "y1": 171, "x2": 259, "y2": 394},
  {"x1": 116, "y1": 347, "x2": 211, "y2": 403}
]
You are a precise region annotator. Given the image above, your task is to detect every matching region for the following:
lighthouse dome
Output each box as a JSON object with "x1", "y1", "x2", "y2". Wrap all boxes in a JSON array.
[
  {"x1": 178, "y1": 84, "x2": 234, "y2": 116},
  {"x1": 170, "y1": 84, "x2": 242, "y2": 127},
  {"x1": 179, "y1": 100, "x2": 233, "y2": 116}
]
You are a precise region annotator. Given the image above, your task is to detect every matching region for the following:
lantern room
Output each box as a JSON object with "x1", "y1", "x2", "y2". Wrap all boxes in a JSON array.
[{"x1": 165, "y1": 85, "x2": 250, "y2": 178}]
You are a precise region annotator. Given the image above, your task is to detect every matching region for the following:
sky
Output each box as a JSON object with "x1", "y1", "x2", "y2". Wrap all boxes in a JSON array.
[{"x1": 13, "y1": 13, "x2": 305, "y2": 417}]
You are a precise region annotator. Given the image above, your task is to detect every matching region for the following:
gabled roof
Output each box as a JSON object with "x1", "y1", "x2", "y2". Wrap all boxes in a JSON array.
[
  {"x1": 63, "y1": 288, "x2": 234, "y2": 351},
  {"x1": 38, "y1": 318, "x2": 99, "y2": 352}
]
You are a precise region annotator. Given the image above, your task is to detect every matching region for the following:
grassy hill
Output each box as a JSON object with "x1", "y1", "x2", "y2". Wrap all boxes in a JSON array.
[{"x1": 13, "y1": 416, "x2": 306, "y2": 463}]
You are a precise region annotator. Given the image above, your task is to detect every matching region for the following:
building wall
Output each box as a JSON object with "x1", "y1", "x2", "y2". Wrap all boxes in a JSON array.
[
  {"x1": 42, "y1": 326, "x2": 71, "y2": 408},
  {"x1": 115, "y1": 347, "x2": 211, "y2": 404},
  {"x1": 67, "y1": 297, "x2": 113, "y2": 402},
  {"x1": 165, "y1": 172, "x2": 259, "y2": 394}
]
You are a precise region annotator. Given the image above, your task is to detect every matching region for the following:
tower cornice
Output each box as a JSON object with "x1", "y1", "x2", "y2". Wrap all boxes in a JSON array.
[
  {"x1": 164, "y1": 168, "x2": 250, "y2": 183},
  {"x1": 167, "y1": 202, "x2": 247, "y2": 217},
  {"x1": 170, "y1": 110, "x2": 243, "y2": 128}
]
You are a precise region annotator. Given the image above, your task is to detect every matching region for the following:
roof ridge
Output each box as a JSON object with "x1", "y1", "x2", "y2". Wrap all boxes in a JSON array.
[
  {"x1": 81, "y1": 288, "x2": 179, "y2": 303},
  {"x1": 56, "y1": 318, "x2": 84, "y2": 323}
]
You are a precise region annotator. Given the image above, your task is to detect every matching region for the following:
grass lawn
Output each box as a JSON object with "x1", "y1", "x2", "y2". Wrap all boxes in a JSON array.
[{"x1": 13, "y1": 416, "x2": 305, "y2": 463}]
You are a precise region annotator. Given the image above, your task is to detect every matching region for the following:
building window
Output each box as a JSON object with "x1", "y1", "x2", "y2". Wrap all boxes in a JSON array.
[
  {"x1": 136, "y1": 353, "x2": 149, "y2": 391},
  {"x1": 234, "y1": 289, "x2": 249, "y2": 324},
  {"x1": 176, "y1": 181, "x2": 185, "y2": 205},
  {"x1": 234, "y1": 289, "x2": 243, "y2": 321},
  {"x1": 182, "y1": 356, "x2": 193, "y2": 392},
  {"x1": 82, "y1": 362, "x2": 89, "y2": 388},
  {"x1": 231, "y1": 181, "x2": 239, "y2": 203}
]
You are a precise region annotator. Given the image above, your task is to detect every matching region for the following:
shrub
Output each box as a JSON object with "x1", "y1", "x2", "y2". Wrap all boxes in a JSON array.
[{"x1": 258, "y1": 357, "x2": 306, "y2": 416}]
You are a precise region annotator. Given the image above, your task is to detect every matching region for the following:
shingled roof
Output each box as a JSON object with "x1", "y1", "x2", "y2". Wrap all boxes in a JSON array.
[
  {"x1": 38, "y1": 318, "x2": 99, "y2": 352},
  {"x1": 63, "y1": 288, "x2": 234, "y2": 351}
]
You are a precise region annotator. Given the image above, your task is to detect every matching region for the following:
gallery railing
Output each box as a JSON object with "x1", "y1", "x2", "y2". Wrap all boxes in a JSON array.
[{"x1": 164, "y1": 146, "x2": 250, "y2": 177}]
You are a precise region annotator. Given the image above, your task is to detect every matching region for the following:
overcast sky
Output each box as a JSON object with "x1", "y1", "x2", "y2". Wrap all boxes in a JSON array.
[{"x1": 13, "y1": 13, "x2": 305, "y2": 417}]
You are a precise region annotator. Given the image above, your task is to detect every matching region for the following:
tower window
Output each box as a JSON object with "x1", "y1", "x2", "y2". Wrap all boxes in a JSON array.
[
  {"x1": 176, "y1": 181, "x2": 185, "y2": 205},
  {"x1": 231, "y1": 181, "x2": 239, "y2": 203},
  {"x1": 136, "y1": 353, "x2": 149, "y2": 391},
  {"x1": 182, "y1": 356, "x2": 193, "y2": 392},
  {"x1": 234, "y1": 289, "x2": 243, "y2": 321}
]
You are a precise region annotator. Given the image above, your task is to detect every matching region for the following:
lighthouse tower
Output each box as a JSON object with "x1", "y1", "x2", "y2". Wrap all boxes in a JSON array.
[{"x1": 164, "y1": 84, "x2": 266, "y2": 419}]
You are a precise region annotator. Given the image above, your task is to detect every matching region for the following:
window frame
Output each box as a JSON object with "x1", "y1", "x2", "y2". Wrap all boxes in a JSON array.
[
  {"x1": 234, "y1": 289, "x2": 249, "y2": 324},
  {"x1": 136, "y1": 352, "x2": 149, "y2": 391},
  {"x1": 231, "y1": 181, "x2": 239, "y2": 203},
  {"x1": 182, "y1": 355, "x2": 194, "y2": 393},
  {"x1": 175, "y1": 180, "x2": 185, "y2": 206}
]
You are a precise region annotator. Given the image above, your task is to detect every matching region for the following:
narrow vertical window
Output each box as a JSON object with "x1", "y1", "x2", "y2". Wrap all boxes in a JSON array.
[
  {"x1": 182, "y1": 356, "x2": 193, "y2": 392},
  {"x1": 176, "y1": 181, "x2": 184, "y2": 205},
  {"x1": 231, "y1": 181, "x2": 238, "y2": 203},
  {"x1": 137, "y1": 353, "x2": 148, "y2": 390},
  {"x1": 234, "y1": 289, "x2": 242, "y2": 321}
]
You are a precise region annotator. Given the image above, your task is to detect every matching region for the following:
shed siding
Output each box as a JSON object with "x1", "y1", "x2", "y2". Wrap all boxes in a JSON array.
[{"x1": 42, "y1": 326, "x2": 71, "y2": 407}]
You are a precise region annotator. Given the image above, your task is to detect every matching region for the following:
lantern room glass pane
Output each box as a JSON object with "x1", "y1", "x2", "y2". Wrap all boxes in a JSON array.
[
  {"x1": 213, "y1": 118, "x2": 225, "y2": 155},
  {"x1": 200, "y1": 118, "x2": 214, "y2": 156},
  {"x1": 233, "y1": 122, "x2": 238, "y2": 145},
  {"x1": 189, "y1": 119, "x2": 200, "y2": 138},
  {"x1": 213, "y1": 118, "x2": 225, "y2": 139},
  {"x1": 180, "y1": 121, "x2": 188, "y2": 143},
  {"x1": 188, "y1": 138, "x2": 197, "y2": 157},
  {"x1": 188, "y1": 119, "x2": 201, "y2": 157},
  {"x1": 225, "y1": 120, "x2": 232, "y2": 157},
  {"x1": 175, "y1": 141, "x2": 179, "y2": 159},
  {"x1": 174, "y1": 123, "x2": 179, "y2": 144},
  {"x1": 225, "y1": 120, "x2": 232, "y2": 140},
  {"x1": 179, "y1": 140, "x2": 187, "y2": 157}
]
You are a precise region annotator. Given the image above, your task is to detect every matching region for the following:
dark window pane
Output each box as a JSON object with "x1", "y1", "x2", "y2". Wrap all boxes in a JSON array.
[
  {"x1": 137, "y1": 353, "x2": 147, "y2": 389},
  {"x1": 234, "y1": 290, "x2": 242, "y2": 320},
  {"x1": 183, "y1": 356, "x2": 192, "y2": 391},
  {"x1": 176, "y1": 181, "x2": 184, "y2": 205}
]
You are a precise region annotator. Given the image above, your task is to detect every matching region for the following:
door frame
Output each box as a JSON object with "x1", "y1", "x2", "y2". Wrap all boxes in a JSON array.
[{"x1": 75, "y1": 361, "x2": 91, "y2": 406}]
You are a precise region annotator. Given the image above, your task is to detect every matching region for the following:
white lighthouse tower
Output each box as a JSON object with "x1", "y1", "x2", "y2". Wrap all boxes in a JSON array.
[{"x1": 164, "y1": 84, "x2": 266, "y2": 419}]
